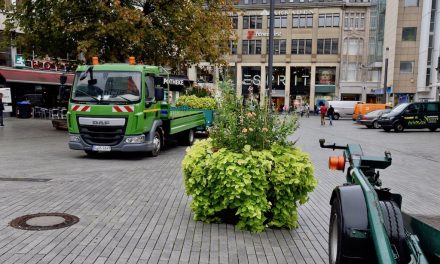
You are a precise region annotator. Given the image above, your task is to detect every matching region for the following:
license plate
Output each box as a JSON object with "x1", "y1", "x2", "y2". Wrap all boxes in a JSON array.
[{"x1": 92, "y1": 145, "x2": 111, "y2": 152}]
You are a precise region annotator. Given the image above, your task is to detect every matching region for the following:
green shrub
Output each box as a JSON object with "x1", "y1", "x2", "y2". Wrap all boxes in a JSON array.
[
  {"x1": 182, "y1": 139, "x2": 316, "y2": 232},
  {"x1": 176, "y1": 95, "x2": 216, "y2": 110}
]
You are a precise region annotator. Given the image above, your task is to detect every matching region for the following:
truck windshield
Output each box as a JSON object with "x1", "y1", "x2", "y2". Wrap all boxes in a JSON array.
[{"x1": 71, "y1": 71, "x2": 141, "y2": 103}]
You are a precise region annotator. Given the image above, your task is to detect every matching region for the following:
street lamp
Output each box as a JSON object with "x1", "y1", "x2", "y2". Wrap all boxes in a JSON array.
[{"x1": 267, "y1": 0, "x2": 275, "y2": 111}]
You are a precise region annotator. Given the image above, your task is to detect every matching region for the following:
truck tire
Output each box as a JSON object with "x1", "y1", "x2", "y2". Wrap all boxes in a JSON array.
[
  {"x1": 148, "y1": 131, "x2": 162, "y2": 157},
  {"x1": 379, "y1": 201, "x2": 409, "y2": 264},
  {"x1": 333, "y1": 113, "x2": 340, "y2": 120},
  {"x1": 181, "y1": 129, "x2": 195, "y2": 146},
  {"x1": 394, "y1": 122, "x2": 404, "y2": 132}
]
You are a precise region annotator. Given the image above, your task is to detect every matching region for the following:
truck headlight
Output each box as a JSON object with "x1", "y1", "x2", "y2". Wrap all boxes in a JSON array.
[
  {"x1": 69, "y1": 135, "x2": 81, "y2": 142},
  {"x1": 125, "y1": 135, "x2": 145, "y2": 144}
]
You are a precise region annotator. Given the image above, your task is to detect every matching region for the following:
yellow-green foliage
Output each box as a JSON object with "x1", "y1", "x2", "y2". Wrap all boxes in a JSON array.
[
  {"x1": 176, "y1": 95, "x2": 216, "y2": 110},
  {"x1": 182, "y1": 139, "x2": 317, "y2": 232}
]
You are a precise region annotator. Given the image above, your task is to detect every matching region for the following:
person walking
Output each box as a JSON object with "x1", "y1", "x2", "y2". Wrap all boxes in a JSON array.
[
  {"x1": 327, "y1": 105, "x2": 335, "y2": 126},
  {"x1": 0, "y1": 93, "x2": 4, "y2": 127},
  {"x1": 319, "y1": 103, "x2": 327, "y2": 126},
  {"x1": 305, "y1": 103, "x2": 310, "y2": 118}
]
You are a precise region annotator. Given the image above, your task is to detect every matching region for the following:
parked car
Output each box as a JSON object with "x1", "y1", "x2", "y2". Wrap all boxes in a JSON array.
[
  {"x1": 357, "y1": 109, "x2": 391, "y2": 129},
  {"x1": 325, "y1": 100, "x2": 361, "y2": 120},
  {"x1": 353, "y1": 103, "x2": 390, "y2": 121},
  {"x1": 378, "y1": 101, "x2": 440, "y2": 132}
]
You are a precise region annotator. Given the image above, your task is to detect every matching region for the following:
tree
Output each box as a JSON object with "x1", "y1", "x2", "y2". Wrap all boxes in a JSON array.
[{"x1": 3, "y1": 0, "x2": 234, "y2": 71}]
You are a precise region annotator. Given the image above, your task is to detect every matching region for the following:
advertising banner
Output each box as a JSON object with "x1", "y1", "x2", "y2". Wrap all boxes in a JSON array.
[{"x1": 0, "y1": 87, "x2": 12, "y2": 112}]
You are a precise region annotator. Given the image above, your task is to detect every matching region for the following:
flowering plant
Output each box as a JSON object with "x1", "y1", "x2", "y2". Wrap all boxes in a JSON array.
[{"x1": 210, "y1": 81, "x2": 298, "y2": 152}]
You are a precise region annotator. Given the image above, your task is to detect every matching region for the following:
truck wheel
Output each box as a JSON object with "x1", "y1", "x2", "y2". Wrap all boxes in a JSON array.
[
  {"x1": 379, "y1": 201, "x2": 409, "y2": 264},
  {"x1": 394, "y1": 122, "x2": 404, "y2": 132},
  {"x1": 181, "y1": 129, "x2": 195, "y2": 146},
  {"x1": 333, "y1": 113, "x2": 340, "y2": 120},
  {"x1": 373, "y1": 121, "x2": 380, "y2": 129},
  {"x1": 148, "y1": 131, "x2": 161, "y2": 157}
]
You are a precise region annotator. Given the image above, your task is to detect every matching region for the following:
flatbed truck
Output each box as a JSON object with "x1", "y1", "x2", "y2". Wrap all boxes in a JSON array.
[{"x1": 66, "y1": 61, "x2": 206, "y2": 156}]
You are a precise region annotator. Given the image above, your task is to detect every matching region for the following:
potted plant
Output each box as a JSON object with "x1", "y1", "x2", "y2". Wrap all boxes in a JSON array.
[{"x1": 182, "y1": 81, "x2": 317, "y2": 232}]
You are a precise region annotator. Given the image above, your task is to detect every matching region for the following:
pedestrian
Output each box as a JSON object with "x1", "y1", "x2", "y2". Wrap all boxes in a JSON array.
[
  {"x1": 0, "y1": 93, "x2": 4, "y2": 127},
  {"x1": 327, "y1": 105, "x2": 335, "y2": 126},
  {"x1": 314, "y1": 104, "x2": 318, "y2": 115},
  {"x1": 319, "y1": 103, "x2": 327, "y2": 126},
  {"x1": 305, "y1": 103, "x2": 310, "y2": 118},
  {"x1": 300, "y1": 104, "x2": 304, "y2": 117}
]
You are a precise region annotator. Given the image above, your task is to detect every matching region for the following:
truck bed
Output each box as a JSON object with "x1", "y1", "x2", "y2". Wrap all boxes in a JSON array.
[{"x1": 168, "y1": 110, "x2": 206, "y2": 134}]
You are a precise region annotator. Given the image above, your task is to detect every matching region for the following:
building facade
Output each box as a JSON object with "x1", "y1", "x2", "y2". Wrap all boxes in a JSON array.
[
  {"x1": 187, "y1": 0, "x2": 374, "y2": 110},
  {"x1": 378, "y1": 0, "x2": 439, "y2": 105}
]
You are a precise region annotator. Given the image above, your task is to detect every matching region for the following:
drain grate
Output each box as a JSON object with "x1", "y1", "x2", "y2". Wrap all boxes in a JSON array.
[
  {"x1": 0, "y1": 177, "x2": 51, "y2": 182},
  {"x1": 10, "y1": 213, "x2": 79, "y2": 231}
]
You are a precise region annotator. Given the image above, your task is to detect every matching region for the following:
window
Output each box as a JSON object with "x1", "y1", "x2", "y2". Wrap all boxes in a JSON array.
[
  {"x1": 343, "y1": 38, "x2": 364, "y2": 55},
  {"x1": 400, "y1": 61, "x2": 413, "y2": 73},
  {"x1": 344, "y1": 63, "x2": 359, "y2": 81},
  {"x1": 426, "y1": 68, "x2": 431, "y2": 86},
  {"x1": 230, "y1": 16, "x2": 238, "y2": 29},
  {"x1": 317, "y1": 39, "x2": 338, "y2": 54},
  {"x1": 404, "y1": 0, "x2": 418, "y2": 6},
  {"x1": 426, "y1": 103, "x2": 439, "y2": 113},
  {"x1": 344, "y1": 13, "x2": 365, "y2": 29},
  {"x1": 292, "y1": 14, "x2": 313, "y2": 28},
  {"x1": 319, "y1": 14, "x2": 339, "y2": 27},
  {"x1": 243, "y1": 16, "x2": 262, "y2": 29},
  {"x1": 292, "y1": 39, "x2": 312, "y2": 54},
  {"x1": 402, "y1": 27, "x2": 417, "y2": 41},
  {"x1": 242, "y1": 40, "x2": 262, "y2": 54},
  {"x1": 229, "y1": 40, "x2": 237, "y2": 55},
  {"x1": 267, "y1": 39, "x2": 287, "y2": 54},
  {"x1": 268, "y1": 16, "x2": 287, "y2": 28}
]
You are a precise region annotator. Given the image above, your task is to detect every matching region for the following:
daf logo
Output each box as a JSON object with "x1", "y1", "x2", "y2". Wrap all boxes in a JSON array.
[{"x1": 92, "y1": 121, "x2": 111, "y2": 126}]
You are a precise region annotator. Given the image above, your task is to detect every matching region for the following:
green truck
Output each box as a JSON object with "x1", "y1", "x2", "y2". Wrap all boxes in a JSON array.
[{"x1": 66, "y1": 63, "x2": 206, "y2": 156}]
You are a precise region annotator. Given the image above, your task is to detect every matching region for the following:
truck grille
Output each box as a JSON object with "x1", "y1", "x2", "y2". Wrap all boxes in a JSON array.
[{"x1": 80, "y1": 125, "x2": 126, "y2": 146}]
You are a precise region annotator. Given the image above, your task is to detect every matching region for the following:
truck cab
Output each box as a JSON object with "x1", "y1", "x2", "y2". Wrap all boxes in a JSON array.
[{"x1": 67, "y1": 63, "x2": 206, "y2": 156}]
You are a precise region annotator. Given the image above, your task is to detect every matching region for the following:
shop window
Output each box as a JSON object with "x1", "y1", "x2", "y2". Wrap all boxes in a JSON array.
[
  {"x1": 400, "y1": 61, "x2": 414, "y2": 73},
  {"x1": 402, "y1": 27, "x2": 417, "y2": 41}
]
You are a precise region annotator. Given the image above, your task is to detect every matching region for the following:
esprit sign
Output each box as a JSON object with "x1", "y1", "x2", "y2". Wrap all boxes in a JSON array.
[{"x1": 242, "y1": 74, "x2": 286, "y2": 86}]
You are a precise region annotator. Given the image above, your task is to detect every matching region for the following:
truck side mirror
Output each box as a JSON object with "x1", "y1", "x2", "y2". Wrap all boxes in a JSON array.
[
  {"x1": 154, "y1": 76, "x2": 164, "y2": 87},
  {"x1": 155, "y1": 87, "x2": 164, "y2": 101}
]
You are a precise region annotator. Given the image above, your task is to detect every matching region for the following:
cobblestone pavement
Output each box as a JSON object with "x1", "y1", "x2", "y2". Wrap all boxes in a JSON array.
[{"x1": 0, "y1": 117, "x2": 439, "y2": 264}]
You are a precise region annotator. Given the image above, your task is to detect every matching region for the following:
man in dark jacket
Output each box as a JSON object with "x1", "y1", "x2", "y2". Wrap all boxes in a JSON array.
[
  {"x1": 0, "y1": 93, "x2": 4, "y2": 127},
  {"x1": 327, "y1": 105, "x2": 335, "y2": 126}
]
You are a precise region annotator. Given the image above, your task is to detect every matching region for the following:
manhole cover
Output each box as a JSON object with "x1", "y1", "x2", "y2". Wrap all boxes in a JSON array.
[{"x1": 10, "y1": 213, "x2": 79, "y2": 231}]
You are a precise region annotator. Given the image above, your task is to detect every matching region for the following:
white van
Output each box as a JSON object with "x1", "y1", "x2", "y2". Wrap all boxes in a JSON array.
[{"x1": 325, "y1": 101, "x2": 361, "y2": 120}]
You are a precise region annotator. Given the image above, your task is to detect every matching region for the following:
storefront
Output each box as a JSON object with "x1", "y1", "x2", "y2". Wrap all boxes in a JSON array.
[
  {"x1": 0, "y1": 67, "x2": 74, "y2": 116},
  {"x1": 315, "y1": 67, "x2": 336, "y2": 105},
  {"x1": 290, "y1": 67, "x2": 311, "y2": 109}
]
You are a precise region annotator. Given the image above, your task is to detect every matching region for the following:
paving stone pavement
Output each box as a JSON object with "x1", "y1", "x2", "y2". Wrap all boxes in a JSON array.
[{"x1": 0, "y1": 117, "x2": 439, "y2": 264}]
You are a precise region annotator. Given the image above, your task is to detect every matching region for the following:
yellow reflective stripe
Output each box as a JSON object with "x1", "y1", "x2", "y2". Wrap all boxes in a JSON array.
[{"x1": 143, "y1": 109, "x2": 160, "y2": 113}]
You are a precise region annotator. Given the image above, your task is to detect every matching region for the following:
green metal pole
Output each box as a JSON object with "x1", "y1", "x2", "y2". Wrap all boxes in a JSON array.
[{"x1": 351, "y1": 167, "x2": 396, "y2": 264}]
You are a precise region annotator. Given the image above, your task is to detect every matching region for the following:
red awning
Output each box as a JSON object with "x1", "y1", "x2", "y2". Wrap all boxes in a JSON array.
[{"x1": 0, "y1": 67, "x2": 75, "y2": 86}]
